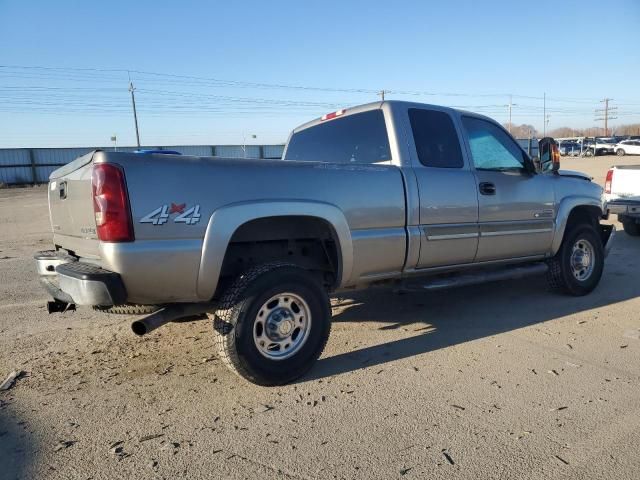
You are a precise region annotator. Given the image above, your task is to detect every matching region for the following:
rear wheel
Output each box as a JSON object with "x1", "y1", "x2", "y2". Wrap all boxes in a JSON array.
[
  {"x1": 211, "y1": 263, "x2": 331, "y2": 386},
  {"x1": 622, "y1": 219, "x2": 640, "y2": 236},
  {"x1": 616, "y1": 148, "x2": 625, "y2": 156},
  {"x1": 547, "y1": 224, "x2": 604, "y2": 296}
]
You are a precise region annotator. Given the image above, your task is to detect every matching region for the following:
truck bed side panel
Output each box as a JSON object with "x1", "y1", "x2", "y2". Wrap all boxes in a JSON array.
[{"x1": 98, "y1": 153, "x2": 407, "y2": 300}]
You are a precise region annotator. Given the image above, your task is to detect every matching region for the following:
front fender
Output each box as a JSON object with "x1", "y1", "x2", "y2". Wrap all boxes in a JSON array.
[
  {"x1": 551, "y1": 195, "x2": 604, "y2": 255},
  {"x1": 196, "y1": 200, "x2": 354, "y2": 300}
]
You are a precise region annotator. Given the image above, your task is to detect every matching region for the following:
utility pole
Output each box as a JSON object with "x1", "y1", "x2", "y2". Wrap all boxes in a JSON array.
[
  {"x1": 242, "y1": 133, "x2": 257, "y2": 158},
  {"x1": 505, "y1": 94, "x2": 517, "y2": 134},
  {"x1": 545, "y1": 114, "x2": 551, "y2": 136},
  {"x1": 595, "y1": 98, "x2": 617, "y2": 137},
  {"x1": 543, "y1": 92, "x2": 546, "y2": 137},
  {"x1": 129, "y1": 81, "x2": 141, "y2": 148},
  {"x1": 378, "y1": 90, "x2": 388, "y2": 101}
]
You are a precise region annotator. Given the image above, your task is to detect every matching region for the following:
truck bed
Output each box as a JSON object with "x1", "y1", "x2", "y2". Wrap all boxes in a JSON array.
[{"x1": 47, "y1": 150, "x2": 408, "y2": 303}]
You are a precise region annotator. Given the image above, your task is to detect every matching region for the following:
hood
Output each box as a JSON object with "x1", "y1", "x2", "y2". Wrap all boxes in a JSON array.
[{"x1": 557, "y1": 170, "x2": 592, "y2": 181}]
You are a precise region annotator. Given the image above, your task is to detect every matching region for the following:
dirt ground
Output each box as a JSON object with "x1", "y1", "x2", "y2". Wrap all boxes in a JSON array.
[{"x1": 1, "y1": 155, "x2": 639, "y2": 480}]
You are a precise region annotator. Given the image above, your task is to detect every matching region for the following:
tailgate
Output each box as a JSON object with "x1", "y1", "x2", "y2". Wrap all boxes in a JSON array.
[
  {"x1": 48, "y1": 151, "x2": 100, "y2": 257},
  {"x1": 611, "y1": 166, "x2": 640, "y2": 200}
]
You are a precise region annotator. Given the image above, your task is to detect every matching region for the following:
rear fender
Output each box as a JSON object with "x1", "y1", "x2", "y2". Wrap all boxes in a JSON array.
[{"x1": 196, "y1": 200, "x2": 353, "y2": 300}]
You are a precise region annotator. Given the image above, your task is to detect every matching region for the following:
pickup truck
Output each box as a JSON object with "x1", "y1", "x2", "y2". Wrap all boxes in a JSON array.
[
  {"x1": 605, "y1": 165, "x2": 640, "y2": 236},
  {"x1": 36, "y1": 101, "x2": 615, "y2": 385}
]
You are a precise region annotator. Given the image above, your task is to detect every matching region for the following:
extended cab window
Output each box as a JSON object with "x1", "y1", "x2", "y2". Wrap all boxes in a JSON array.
[
  {"x1": 409, "y1": 109, "x2": 463, "y2": 168},
  {"x1": 462, "y1": 116, "x2": 526, "y2": 171},
  {"x1": 284, "y1": 110, "x2": 391, "y2": 164}
]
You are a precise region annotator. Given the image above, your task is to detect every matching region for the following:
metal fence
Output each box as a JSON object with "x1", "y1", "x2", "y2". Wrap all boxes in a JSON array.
[
  {"x1": 517, "y1": 138, "x2": 539, "y2": 159},
  {"x1": 0, "y1": 138, "x2": 540, "y2": 186},
  {"x1": 0, "y1": 144, "x2": 286, "y2": 185}
]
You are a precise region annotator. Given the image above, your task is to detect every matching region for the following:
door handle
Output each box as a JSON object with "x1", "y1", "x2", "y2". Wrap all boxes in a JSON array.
[{"x1": 479, "y1": 182, "x2": 496, "y2": 195}]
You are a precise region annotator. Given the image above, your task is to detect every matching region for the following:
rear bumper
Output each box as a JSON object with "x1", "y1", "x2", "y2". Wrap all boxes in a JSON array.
[
  {"x1": 608, "y1": 199, "x2": 640, "y2": 218},
  {"x1": 34, "y1": 250, "x2": 126, "y2": 306}
]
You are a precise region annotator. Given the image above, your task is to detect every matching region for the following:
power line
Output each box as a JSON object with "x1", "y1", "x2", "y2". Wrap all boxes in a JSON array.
[
  {"x1": 3, "y1": 64, "x2": 634, "y2": 104},
  {"x1": 2, "y1": 64, "x2": 640, "y2": 139}
]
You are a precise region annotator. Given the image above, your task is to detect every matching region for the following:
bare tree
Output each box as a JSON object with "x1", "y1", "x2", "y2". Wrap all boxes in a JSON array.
[
  {"x1": 548, "y1": 127, "x2": 576, "y2": 138},
  {"x1": 613, "y1": 123, "x2": 640, "y2": 136},
  {"x1": 502, "y1": 123, "x2": 539, "y2": 138}
]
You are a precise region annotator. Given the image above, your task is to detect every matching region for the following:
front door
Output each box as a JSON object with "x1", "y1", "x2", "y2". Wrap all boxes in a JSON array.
[{"x1": 460, "y1": 116, "x2": 555, "y2": 262}]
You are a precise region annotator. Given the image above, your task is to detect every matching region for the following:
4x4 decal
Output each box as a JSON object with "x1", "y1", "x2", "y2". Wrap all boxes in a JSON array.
[{"x1": 140, "y1": 203, "x2": 201, "y2": 225}]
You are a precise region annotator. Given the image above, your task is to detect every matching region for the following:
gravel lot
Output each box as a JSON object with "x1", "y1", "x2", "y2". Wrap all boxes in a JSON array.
[{"x1": 1, "y1": 155, "x2": 639, "y2": 480}]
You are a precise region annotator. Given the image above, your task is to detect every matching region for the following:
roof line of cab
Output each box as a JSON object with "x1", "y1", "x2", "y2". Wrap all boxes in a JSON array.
[{"x1": 291, "y1": 100, "x2": 492, "y2": 134}]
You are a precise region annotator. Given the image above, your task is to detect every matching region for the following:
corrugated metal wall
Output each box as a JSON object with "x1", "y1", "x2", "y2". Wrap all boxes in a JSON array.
[
  {"x1": 0, "y1": 140, "x2": 542, "y2": 185},
  {"x1": 0, "y1": 149, "x2": 32, "y2": 184},
  {"x1": 0, "y1": 145, "x2": 285, "y2": 185},
  {"x1": 516, "y1": 138, "x2": 539, "y2": 158},
  {"x1": 263, "y1": 145, "x2": 285, "y2": 159},
  {"x1": 215, "y1": 145, "x2": 261, "y2": 159}
]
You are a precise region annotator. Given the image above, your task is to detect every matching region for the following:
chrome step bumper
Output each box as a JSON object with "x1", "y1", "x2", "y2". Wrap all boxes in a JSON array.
[{"x1": 35, "y1": 250, "x2": 126, "y2": 306}]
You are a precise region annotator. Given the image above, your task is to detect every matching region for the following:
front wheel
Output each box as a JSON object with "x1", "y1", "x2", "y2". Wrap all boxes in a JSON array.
[
  {"x1": 547, "y1": 224, "x2": 604, "y2": 296},
  {"x1": 211, "y1": 263, "x2": 331, "y2": 386},
  {"x1": 616, "y1": 149, "x2": 625, "y2": 157}
]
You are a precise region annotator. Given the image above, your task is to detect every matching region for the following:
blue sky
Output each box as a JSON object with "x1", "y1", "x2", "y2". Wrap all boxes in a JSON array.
[{"x1": 1, "y1": 0, "x2": 639, "y2": 147}]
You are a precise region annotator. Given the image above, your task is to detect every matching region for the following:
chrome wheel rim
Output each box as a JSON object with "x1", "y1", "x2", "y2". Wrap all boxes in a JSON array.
[
  {"x1": 570, "y1": 238, "x2": 595, "y2": 281},
  {"x1": 253, "y1": 293, "x2": 311, "y2": 360}
]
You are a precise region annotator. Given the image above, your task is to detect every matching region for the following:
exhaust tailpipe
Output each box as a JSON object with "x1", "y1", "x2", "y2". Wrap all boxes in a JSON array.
[{"x1": 131, "y1": 302, "x2": 217, "y2": 336}]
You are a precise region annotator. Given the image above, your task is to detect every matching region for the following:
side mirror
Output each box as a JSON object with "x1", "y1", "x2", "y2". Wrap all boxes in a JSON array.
[
  {"x1": 538, "y1": 137, "x2": 560, "y2": 173},
  {"x1": 531, "y1": 155, "x2": 542, "y2": 172}
]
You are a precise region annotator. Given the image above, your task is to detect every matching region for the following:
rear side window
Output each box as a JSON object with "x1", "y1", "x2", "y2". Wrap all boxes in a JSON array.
[
  {"x1": 409, "y1": 108, "x2": 463, "y2": 168},
  {"x1": 284, "y1": 110, "x2": 391, "y2": 164}
]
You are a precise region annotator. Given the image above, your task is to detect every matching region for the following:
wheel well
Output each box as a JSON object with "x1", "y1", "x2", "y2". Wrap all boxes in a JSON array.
[
  {"x1": 566, "y1": 206, "x2": 601, "y2": 231},
  {"x1": 562, "y1": 205, "x2": 609, "y2": 248},
  {"x1": 216, "y1": 216, "x2": 340, "y2": 296}
]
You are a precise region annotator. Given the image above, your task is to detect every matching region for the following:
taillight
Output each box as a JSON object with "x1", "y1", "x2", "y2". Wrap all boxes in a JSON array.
[
  {"x1": 604, "y1": 169, "x2": 613, "y2": 194},
  {"x1": 321, "y1": 109, "x2": 345, "y2": 121},
  {"x1": 91, "y1": 163, "x2": 134, "y2": 242}
]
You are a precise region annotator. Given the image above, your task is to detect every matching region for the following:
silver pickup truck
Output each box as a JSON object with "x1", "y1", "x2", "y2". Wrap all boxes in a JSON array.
[{"x1": 36, "y1": 101, "x2": 614, "y2": 385}]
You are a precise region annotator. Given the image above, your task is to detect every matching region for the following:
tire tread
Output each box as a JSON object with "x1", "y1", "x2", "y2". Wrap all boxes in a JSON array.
[
  {"x1": 93, "y1": 304, "x2": 160, "y2": 315},
  {"x1": 546, "y1": 223, "x2": 604, "y2": 296},
  {"x1": 622, "y1": 220, "x2": 640, "y2": 236},
  {"x1": 210, "y1": 262, "x2": 330, "y2": 385}
]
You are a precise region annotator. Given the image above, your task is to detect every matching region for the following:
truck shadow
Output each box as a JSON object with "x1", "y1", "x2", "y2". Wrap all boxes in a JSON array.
[
  {"x1": 0, "y1": 406, "x2": 37, "y2": 480},
  {"x1": 307, "y1": 232, "x2": 640, "y2": 381}
]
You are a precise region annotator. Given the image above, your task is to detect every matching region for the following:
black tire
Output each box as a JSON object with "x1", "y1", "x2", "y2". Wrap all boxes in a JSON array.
[
  {"x1": 93, "y1": 304, "x2": 160, "y2": 315},
  {"x1": 547, "y1": 224, "x2": 604, "y2": 296},
  {"x1": 622, "y1": 220, "x2": 640, "y2": 236},
  {"x1": 616, "y1": 149, "x2": 625, "y2": 157},
  {"x1": 211, "y1": 263, "x2": 331, "y2": 386}
]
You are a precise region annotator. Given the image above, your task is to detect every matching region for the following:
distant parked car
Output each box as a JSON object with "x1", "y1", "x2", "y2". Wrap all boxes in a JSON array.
[
  {"x1": 582, "y1": 138, "x2": 616, "y2": 156},
  {"x1": 559, "y1": 141, "x2": 581, "y2": 156},
  {"x1": 615, "y1": 140, "x2": 640, "y2": 156}
]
